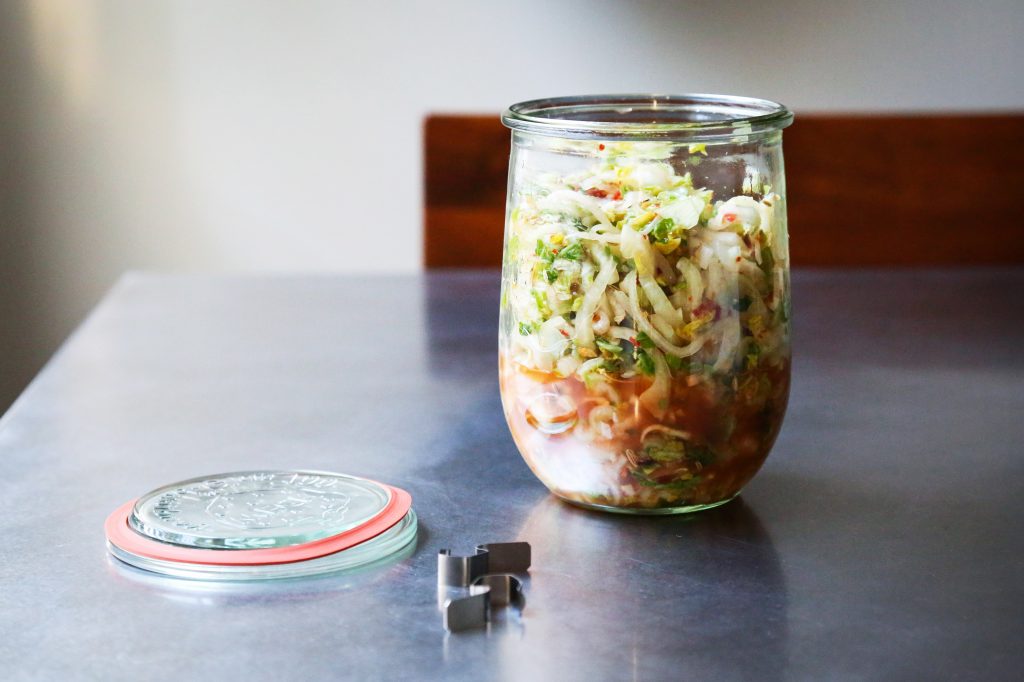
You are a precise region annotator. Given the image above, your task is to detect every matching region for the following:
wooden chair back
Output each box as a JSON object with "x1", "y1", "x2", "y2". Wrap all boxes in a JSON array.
[{"x1": 424, "y1": 113, "x2": 1024, "y2": 267}]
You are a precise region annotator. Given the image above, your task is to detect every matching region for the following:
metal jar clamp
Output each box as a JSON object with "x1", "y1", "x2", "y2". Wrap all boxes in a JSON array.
[{"x1": 437, "y1": 542, "x2": 531, "y2": 631}]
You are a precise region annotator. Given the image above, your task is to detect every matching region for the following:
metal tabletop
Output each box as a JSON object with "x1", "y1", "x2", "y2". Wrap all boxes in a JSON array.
[{"x1": 1, "y1": 269, "x2": 1021, "y2": 681}]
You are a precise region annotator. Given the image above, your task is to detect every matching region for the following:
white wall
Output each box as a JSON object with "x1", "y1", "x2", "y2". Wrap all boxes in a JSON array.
[{"x1": 2, "y1": 0, "x2": 1023, "y2": 410}]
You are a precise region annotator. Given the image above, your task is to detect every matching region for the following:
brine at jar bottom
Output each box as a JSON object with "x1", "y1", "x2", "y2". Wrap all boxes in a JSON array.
[{"x1": 500, "y1": 356, "x2": 789, "y2": 512}]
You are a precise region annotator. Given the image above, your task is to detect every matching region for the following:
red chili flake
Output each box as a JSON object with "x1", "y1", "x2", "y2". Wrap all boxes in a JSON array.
[
  {"x1": 585, "y1": 188, "x2": 608, "y2": 198},
  {"x1": 559, "y1": 329, "x2": 570, "y2": 338},
  {"x1": 722, "y1": 213, "x2": 738, "y2": 224},
  {"x1": 612, "y1": 190, "x2": 622, "y2": 200},
  {"x1": 693, "y1": 300, "x2": 722, "y2": 321},
  {"x1": 598, "y1": 144, "x2": 606, "y2": 151},
  {"x1": 629, "y1": 336, "x2": 639, "y2": 346},
  {"x1": 551, "y1": 249, "x2": 559, "y2": 255}
]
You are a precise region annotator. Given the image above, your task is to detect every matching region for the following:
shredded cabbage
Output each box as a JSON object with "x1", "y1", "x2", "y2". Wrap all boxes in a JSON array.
[{"x1": 572, "y1": 245, "x2": 619, "y2": 349}]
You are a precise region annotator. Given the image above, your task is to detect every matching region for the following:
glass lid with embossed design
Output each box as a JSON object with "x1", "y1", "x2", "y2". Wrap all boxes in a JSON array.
[
  {"x1": 130, "y1": 470, "x2": 393, "y2": 549},
  {"x1": 104, "y1": 470, "x2": 417, "y2": 581}
]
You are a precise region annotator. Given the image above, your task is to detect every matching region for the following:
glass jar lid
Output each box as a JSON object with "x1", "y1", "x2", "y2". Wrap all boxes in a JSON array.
[
  {"x1": 109, "y1": 510, "x2": 418, "y2": 582},
  {"x1": 130, "y1": 470, "x2": 392, "y2": 549},
  {"x1": 105, "y1": 470, "x2": 417, "y2": 581}
]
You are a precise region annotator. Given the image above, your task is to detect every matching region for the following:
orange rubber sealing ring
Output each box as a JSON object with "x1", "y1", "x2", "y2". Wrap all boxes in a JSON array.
[{"x1": 105, "y1": 484, "x2": 412, "y2": 566}]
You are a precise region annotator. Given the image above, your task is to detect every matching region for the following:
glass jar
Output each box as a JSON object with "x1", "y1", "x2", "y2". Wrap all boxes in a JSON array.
[{"x1": 498, "y1": 94, "x2": 794, "y2": 514}]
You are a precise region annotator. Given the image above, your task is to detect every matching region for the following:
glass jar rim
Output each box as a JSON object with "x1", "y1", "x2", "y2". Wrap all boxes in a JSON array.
[{"x1": 502, "y1": 93, "x2": 793, "y2": 141}]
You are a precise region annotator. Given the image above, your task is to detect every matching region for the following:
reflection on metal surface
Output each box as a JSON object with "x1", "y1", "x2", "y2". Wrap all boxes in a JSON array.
[
  {"x1": 441, "y1": 591, "x2": 528, "y2": 663},
  {"x1": 508, "y1": 495, "x2": 789, "y2": 681},
  {"x1": 442, "y1": 574, "x2": 526, "y2": 632}
]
